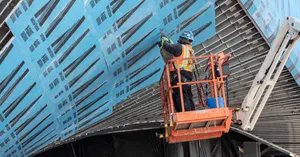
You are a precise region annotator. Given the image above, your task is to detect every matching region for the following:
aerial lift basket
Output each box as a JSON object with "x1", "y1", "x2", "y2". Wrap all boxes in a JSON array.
[{"x1": 159, "y1": 53, "x2": 232, "y2": 143}]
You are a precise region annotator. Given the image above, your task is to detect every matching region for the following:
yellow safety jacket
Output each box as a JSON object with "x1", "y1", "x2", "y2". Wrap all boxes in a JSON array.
[{"x1": 170, "y1": 44, "x2": 194, "y2": 72}]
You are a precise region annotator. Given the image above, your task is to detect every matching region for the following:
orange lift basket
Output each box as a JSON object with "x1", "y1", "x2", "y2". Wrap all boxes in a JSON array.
[{"x1": 159, "y1": 53, "x2": 233, "y2": 143}]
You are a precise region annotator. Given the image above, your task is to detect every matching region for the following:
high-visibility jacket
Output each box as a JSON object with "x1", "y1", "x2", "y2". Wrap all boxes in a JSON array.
[{"x1": 170, "y1": 44, "x2": 194, "y2": 72}]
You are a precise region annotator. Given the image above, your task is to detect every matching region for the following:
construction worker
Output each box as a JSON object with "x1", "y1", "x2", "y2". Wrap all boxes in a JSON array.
[{"x1": 159, "y1": 31, "x2": 195, "y2": 112}]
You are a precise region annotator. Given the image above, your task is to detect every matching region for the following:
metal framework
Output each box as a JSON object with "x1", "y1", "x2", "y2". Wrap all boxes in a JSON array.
[
  {"x1": 0, "y1": 0, "x2": 22, "y2": 27},
  {"x1": 159, "y1": 53, "x2": 232, "y2": 143},
  {"x1": 236, "y1": 17, "x2": 300, "y2": 131}
]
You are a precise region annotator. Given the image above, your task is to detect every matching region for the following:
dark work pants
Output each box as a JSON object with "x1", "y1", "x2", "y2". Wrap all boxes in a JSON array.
[{"x1": 171, "y1": 71, "x2": 195, "y2": 112}]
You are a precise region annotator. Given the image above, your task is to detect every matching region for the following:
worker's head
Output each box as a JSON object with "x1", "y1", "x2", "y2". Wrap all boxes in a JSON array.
[{"x1": 178, "y1": 31, "x2": 194, "y2": 44}]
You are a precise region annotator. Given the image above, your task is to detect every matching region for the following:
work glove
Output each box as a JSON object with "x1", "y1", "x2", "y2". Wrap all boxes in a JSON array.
[{"x1": 158, "y1": 36, "x2": 173, "y2": 49}]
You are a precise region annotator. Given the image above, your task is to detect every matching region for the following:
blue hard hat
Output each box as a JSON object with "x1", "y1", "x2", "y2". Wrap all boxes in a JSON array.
[{"x1": 180, "y1": 31, "x2": 194, "y2": 41}]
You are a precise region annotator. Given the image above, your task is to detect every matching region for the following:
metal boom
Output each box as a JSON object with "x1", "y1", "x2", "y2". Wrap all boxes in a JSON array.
[{"x1": 236, "y1": 17, "x2": 300, "y2": 131}]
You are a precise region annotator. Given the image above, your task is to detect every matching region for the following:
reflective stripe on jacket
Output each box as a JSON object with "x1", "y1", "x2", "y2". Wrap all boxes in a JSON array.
[{"x1": 170, "y1": 44, "x2": 194, "y2": 72}]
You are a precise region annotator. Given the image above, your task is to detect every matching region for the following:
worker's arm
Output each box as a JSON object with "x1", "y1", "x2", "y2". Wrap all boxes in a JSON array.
[{"x1": 161, "y1": 39, "x2": 182, "y2": 57}]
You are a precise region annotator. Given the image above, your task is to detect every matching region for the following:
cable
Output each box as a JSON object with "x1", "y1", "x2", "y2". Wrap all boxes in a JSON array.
[
  {"x1": 193, "y1": 64, "x2": 205, "y2": 107},
  {"x1": 226, "y1": 77, "x2": 229, "y2": 107}
]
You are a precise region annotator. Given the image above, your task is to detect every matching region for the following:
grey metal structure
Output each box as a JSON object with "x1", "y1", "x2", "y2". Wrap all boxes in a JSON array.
[
  {"x1": 0, "y1": 0, "x2": 20, "y2": 51},
  {"x1": 0, "y1": 23, "x2": 13, "y2": 51},
  {"x1": 0, "y1": 0, "x2": 22, "y2": 27},
  {"x1": 231, "y1": 126, "x2": 297, "y2": 156}
]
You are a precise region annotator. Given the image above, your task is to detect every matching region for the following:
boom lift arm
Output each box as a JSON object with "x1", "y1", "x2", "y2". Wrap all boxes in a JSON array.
[{"x1": 236, "y1": 17, "x2": 300, "y2": 131}]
